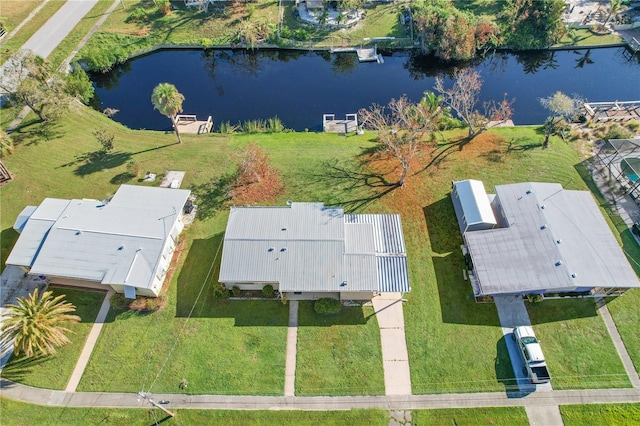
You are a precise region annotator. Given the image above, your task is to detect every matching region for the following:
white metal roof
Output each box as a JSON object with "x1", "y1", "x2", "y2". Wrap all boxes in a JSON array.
[
  {"x1": 452, "y1": 180, "x2": 497, "y2": 231},
  {"x1": 219, "y1": 203, "x2": 410, "y2": 293},
  {"x1": 6, "y1": 185, "x2": 191, "y2": 291},
  {"x1": 465, "y1": 182, "x2": 640, "y2": 295}
]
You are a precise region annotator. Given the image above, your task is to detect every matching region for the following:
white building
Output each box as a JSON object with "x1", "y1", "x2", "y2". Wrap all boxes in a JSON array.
[
  {"x1": 219, "y1": 202, "x2": 410, "y2": 300},
  {"x1": 6, "y1": 185, "x2": 191, "y2": 298}
]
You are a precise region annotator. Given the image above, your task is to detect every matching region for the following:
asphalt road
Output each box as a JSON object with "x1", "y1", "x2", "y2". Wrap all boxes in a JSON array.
[{"x1": 0, "y1": 0, "x2": 99, "y2": 95}]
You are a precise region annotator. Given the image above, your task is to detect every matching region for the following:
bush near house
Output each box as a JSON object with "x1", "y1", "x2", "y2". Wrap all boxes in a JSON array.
[{"x1": 314, "y1": 297, "x2": 342, "y2": 315}]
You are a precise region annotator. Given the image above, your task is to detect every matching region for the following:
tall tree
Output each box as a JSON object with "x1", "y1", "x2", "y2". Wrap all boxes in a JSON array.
[
  {"x1": 499, "y1": 0, "x2": 566, "y2": 49},
  {"x1": 0, "y1": 50, "x2": 70, "y2": 122},
  {"x1": 151, "y1": 83, "x2": 185, "y2": 143},
  {"x1": 539, "y1": 91, "x2": 583, "y2": 147},
  {"x1": 0, "y1": 288, "x2": 80, "y2": 358},
  {"x1": 435, "y1": 69, "x2": 513, "y2": 139},
  {"x1": 358, "y1": 95, "x2": 444, "y2": 187}
]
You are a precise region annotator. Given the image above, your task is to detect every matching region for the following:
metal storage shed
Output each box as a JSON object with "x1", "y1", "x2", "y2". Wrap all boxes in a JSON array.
[{"x1": 451, "y1": 179, "x2": 497, "y2": 234}]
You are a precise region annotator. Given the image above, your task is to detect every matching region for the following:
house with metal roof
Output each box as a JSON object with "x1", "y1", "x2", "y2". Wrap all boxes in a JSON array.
[
  {"x1": 6, "y1": 185, "x2": 191, "y2": 298},
  {"x1": 218, "y1": 202, "x2": 410, "y2": 300},
  {"x1": 452, "y1": 180, "x2": 640, "y2": 301}
]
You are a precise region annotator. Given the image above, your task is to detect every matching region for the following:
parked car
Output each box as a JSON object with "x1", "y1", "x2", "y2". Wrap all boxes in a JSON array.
[{"x1": 513, "y1": 325, "x2": 551, "y2": 384}]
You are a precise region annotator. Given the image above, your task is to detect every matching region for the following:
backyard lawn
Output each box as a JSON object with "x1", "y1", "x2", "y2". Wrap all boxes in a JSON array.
[
  {"x1": 0, "y1": 105, "x2": 638, "y2": 396},
  {"x1": 0, "y1": 287, "x2": 106, "y2": 390}
]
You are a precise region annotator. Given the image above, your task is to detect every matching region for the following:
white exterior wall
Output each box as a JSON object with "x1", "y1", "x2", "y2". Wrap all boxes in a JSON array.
[{"x1": 340, "y1": 291, "x2": 374, "y2": 301}]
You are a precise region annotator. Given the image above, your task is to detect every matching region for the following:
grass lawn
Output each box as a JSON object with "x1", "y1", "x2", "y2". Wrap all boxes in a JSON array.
[
  {"x1": 46, "y1": 0, "x2": 116, "y2": 68},
  {"x1": 0, "y1": 398, "x2": 389, "y2": 425},
  {"x1": 0, "y1": 0, "x2": 66, "y2": 65},
  {"x1": 560, "y1": 402, "x2": 640, "y2": 425},
  {"x1": 606, "y1": 289, "x2": 640, "y2": 376},
  {"x1": 555, "y1": 29, "x2": 625, "y2": 47},
  {"x1": 295, "y1": 302, "x2": 385, "y2": 396},
  {"x1": 527, "y1": 298, "x2": 631, "y2": 389},
  {"x1": 0, "y1": 287, "x2": 106, "y2": 390},
  {"x1": 412, "y1": 407, "x2": 529, "y2": 426},
  {"x1": 1, "y1": 104, "x2": 638, "y2": 396}
]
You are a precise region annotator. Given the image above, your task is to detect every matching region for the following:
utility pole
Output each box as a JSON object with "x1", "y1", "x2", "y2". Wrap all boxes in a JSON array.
[{"x1": 138, "y1": 392, "x2": 175, "y2": 418}]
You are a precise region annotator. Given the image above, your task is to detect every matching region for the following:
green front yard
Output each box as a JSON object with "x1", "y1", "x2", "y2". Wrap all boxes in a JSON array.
[
  {"x1": 1, "y1": 288, "x2": 106, "y2": 390},
  {"x1": 0, "y1": 398, "x2": 390, "y2": 426},
  {"x1": 560, "y1": 402, "x2": 640, "y2": 425},
  {"x1": 296, "y1": 302, "x2": 385, "y2": 395}
]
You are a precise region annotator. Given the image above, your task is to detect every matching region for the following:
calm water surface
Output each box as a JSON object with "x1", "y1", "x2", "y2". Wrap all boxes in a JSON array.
[{"x1": 92, "y1": 48, "x2": 640, "y2": 132}]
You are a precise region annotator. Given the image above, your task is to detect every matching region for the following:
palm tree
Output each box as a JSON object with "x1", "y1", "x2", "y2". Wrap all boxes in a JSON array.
[
  {"x1": 0, "y1": 288, "x2": 80, "y2": 358},
  {"x1": 151, "y1": 83, "x2": 185, "y2": 143}
]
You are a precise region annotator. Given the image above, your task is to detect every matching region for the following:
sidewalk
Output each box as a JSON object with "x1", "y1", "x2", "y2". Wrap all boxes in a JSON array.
[
  {"x1": 2, "y1": 378, "x2": 638, "y2": 410},
  {"x1": 65, "y1": 290, "x2": 113, "y2": 392},
  {"x1": 372, "y1": 293, "x2": 411, "y2": 396}
]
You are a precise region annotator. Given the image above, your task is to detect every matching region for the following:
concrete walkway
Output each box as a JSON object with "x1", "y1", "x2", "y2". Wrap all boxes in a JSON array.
[
  {"x1": 65, "y1": 290, "x2": 113, "y2": 392},
  {"x1": 525, "y1": 405, "x2": 565, "y2": 426},
  {"x1": 284, "y1": 300, "x2": 298, "y2": 397},
  {"x1": 2, "y1": 378, "x2": 638, "y2": 410},
  {"x1": 372, "y1": 293, "x2": 411, "y2": 396}
]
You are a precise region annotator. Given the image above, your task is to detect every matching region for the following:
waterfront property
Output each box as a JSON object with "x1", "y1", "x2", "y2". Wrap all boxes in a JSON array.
[
  {"x1": 218, "y1": 202, "x2": 410, "y2": 300},
  {"x1": 6, "y1": 185, "x2": 191, "y2": 298},
  {"x1": 452, "y1": 180, "x2": 640, "y2": 301}
]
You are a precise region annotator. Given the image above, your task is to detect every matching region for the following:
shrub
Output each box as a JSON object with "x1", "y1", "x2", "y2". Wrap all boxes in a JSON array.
[
  {"x1": 125, "y1": 7, "x2": 148, "y2": 23},
  {"x1": 110, "y1": 292, "x2": 130, "y2": 310},
  {"x1": 314, "y1": 297, "x2": 342, "y2": 314},
  {"x1": 267, "y1": 117, "x2": 285, "y2": 133},
  {"x1": 627, "y1": 120, "x2": 639, "y2": 133},
  {"x1": 605, "y1": 124, "x2": 632, "y2": 140},
  {"x1": 218, "y1": 121, "x2": 238, "y2": 134},
  {"x1": 145, "y1": 295, "x2": 166, "y2": 312},
  {"x1": 232, "y1": 286, "x2": 242, "y2": 297},
  {"x1": 526, "y1": 294, "x2": 543, "y2": 303},
  {"x1": 93, "y1": 129, "x2": 115, "y2": 153},
  {"x1": 262, "y1": 284, "x2": 274, "y2": 298},
  {"x1": 213, "y1": 283, "x2": 230, "y2": 299},
  {"x1": 157, "y1": 0, "x2": 171, "y2": 16},
  {"x1": 126, "y1": 160, "x2": 140, "y2": 178}
]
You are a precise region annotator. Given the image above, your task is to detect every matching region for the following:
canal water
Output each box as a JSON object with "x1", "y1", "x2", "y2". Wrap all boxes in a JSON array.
[{"x1": 91, "y1": 47, "x2": 640, "y2": 132}]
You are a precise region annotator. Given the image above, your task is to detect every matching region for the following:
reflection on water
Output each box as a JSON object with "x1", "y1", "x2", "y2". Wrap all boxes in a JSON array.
[{"x1": 91, "y1": 47, "x2": 640, "y2": 132}]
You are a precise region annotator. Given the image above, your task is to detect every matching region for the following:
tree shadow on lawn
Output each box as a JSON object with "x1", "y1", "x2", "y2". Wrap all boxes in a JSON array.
[
  {"x1": 189, "y1": 173, "x2": 235, "y2": 220},
  {"x1": 0, "y1": 355, "x2": 48, "y2": 383},
  {"x1": 527, "y1": 298, "x2": 597, "y2": 324},
  {"x1": 310, "y1": 157, "x2": 399, "y2": 212},
  {"x1": 9, "y1": 119, "x2": 63, "y2": 147},
  {"x1": 1, "y1": 227, "x2": 19, "y2": 272},
  {"x1": 175, "y1": 233, "x2": 288, "y2": 326},
  {"x1": 424, "y1": 198, "x2": 501, "y2": 326}
]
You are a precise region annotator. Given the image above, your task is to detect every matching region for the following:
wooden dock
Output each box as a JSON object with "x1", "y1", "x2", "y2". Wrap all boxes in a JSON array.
[
  {"x1": 176, "y1": 114, "x2": 213, "y2": 134},
  {"x1": 323, "y1": 113, "x2": 358, "y2": 133},
  {"x1": 583, "y1": 101, "x2": 640, "y2": 123}
]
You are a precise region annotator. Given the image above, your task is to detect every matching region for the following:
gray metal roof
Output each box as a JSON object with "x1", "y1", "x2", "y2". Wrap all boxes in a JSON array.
[
  {"x1": 464, "y1": 182, "x2": 640, "y2": 295},
  {"x1": 219, "y1": 203, "x2": 410, "y2": 293},
  {"x1": 6, "y1": 185, "x2": 191, "y2": 291}
]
